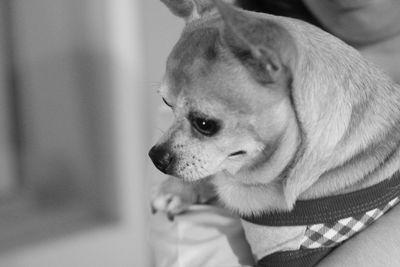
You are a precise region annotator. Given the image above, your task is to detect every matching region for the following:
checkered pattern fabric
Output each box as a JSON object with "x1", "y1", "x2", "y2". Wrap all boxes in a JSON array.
[{"x1": 301, "y1": 197, "x2": 400, "y2": 249}]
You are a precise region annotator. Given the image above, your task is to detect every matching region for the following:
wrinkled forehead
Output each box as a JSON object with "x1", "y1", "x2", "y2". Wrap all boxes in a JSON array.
[{"x1": 165, "y1": 25, "x2": 222, "y2": 96}]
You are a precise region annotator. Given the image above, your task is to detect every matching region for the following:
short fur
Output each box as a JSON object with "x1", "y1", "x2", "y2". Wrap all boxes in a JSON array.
[{"x1": 150, "y1": 0, "x2": 400, "y2": 262}]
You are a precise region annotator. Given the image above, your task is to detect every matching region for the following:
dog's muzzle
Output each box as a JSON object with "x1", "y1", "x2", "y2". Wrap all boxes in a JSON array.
[{"x1": 148, "y1": 145, "x2": 174, "y2": 174}]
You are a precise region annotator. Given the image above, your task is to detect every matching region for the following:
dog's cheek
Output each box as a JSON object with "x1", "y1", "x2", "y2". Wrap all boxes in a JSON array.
[
  {"x1": 172, "y1": 145, "x2": 227, "y2": 181},
  {"x1": 220, "y1": 160, "x2": 243, "y2": 175},
  {"x1": 218, "y1": 139, "x2": 263, "y2": 174}
]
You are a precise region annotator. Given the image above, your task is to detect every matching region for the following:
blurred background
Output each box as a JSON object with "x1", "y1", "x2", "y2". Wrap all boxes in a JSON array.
[{"x1": 0, "y1": 0, "x2": 181, "y2": 266}]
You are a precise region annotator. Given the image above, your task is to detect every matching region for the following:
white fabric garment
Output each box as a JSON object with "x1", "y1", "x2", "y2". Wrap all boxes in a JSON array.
[
  {"x1": 241, "y1": 220, "x2": 306, "y2": 261},
  {"x1": 151, "y1": 205, "x2": 254, "y2": 267}
]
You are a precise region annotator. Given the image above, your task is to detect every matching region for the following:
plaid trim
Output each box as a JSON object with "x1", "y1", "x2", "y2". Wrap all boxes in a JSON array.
[
  {"x1": 301, "y1": 197, "x2": 400, "y2": 249},
  {"x1": 242, "y1": 172, "x2": 400, "y2": 226}
]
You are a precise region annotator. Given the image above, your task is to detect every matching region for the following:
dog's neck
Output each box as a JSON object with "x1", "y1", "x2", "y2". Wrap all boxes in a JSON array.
[
  {"x1": 300, "y1": 130, "x2": 400, "y2": 200},
  {"x1": 200, "y1": 15, "x2": 400, "y2": 216},
  {"x1": 285, "y1": 21, "x2": 400, "y2": 201},
  {"x1": 213, "y1": 24, "x2": 400, "y2": 215},
  {"x1": 299, "y1": 76, "x2": 400, "y2": 199},
  {"x1": 290, "y1": 69, "x2": 400, "y2": 203},
  {"x1": 214, "y1": 111, "x2": 400, "y2": 216},
  {"x1": 289, "y1": 68, "x2": 400, "y2": 205}
]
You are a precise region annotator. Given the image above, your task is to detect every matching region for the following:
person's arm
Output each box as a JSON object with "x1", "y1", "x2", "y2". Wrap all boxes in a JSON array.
[{"x1": 319, "y1": 204, "x2": 400, "y2": 266}]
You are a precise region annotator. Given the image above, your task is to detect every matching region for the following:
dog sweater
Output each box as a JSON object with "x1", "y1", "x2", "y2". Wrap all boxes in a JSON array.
[{"x1": 240, "y1": 172, "x2": 400, "y2": 267}]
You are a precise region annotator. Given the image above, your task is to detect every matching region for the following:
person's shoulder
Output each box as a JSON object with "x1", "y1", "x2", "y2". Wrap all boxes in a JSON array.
[
  {"x1": 357, "y1": 34, "x2": 400, "y2": 84},
  {"x1": 319, "y1": 204, "x2": 400, "y2": 266}
]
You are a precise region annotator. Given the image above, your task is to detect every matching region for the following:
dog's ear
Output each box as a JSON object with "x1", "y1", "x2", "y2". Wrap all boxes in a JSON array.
[
  {"x1": 161, "y1": 0, "x2": 215, "y2": 21},
  {"x1": 213, "y1": 0, "x2": 293, "y2": 85}
]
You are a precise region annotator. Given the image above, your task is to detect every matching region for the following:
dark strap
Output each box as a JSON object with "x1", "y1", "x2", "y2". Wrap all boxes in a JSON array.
[
  {"x1": 257, "y1": 247, "x2": 334, "y2": 267},
  {"x1": 242, "y1": 172, "x2": 400, "y2": 226}
]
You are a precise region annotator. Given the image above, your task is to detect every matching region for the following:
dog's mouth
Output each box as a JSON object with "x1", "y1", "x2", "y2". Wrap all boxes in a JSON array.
[{"x1": 228, "y1": 150, "x2": 246, "y2": 157}]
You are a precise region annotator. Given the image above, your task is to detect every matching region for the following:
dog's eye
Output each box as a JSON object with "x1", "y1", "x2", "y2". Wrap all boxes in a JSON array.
[
  {"x1": 190, "y1": 117, "x2": 220, "y2": 137},
  {"x1": 162, "y1": 98, "x2": 172, "y2": 108}
]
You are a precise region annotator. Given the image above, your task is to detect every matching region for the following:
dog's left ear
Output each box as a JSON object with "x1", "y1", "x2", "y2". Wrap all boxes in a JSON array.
[{"x1": 213, "y1": 0, "x2": 295, "y2": 85}]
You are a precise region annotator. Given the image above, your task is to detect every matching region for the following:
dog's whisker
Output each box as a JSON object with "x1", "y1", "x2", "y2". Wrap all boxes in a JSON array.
[
  {"x1": 211, "y1": 141, "x2": 225, "y2": 154},
  {"x1": 156, "y1": 127, "x2": 166, "y2": 134},
  {"x1": 148, "y1": 80, "x2": 162, "y2": 89}
]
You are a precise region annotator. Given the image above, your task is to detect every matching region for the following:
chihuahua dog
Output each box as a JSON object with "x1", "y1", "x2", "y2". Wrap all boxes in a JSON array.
[{"x1": 149, "y1": 0, "x2": 400, "y2": 265}]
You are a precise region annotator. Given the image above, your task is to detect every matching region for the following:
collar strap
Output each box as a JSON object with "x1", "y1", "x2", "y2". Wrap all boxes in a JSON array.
[{"x1": 241, "y1": 172, "x2": 400, "y2": 226}]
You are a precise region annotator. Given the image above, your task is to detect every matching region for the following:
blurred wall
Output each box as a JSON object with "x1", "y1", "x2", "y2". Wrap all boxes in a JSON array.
[
  {"x1": 141, "y1": 0, "x2": 183, "y2": 265},
  {"x1": 142, "y1": 0, "x2": 183, "y2": 188},
  {"x1": 0, "y1": 0, "x2": 152, "y2": 266}
]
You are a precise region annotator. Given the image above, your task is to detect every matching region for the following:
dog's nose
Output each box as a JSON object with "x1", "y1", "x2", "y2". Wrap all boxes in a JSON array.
[{"x1": 148, "y1": 145, "x2": 173, "y2": 174}]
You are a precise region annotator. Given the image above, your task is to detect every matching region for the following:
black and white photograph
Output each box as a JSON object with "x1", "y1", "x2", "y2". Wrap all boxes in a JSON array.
[{"x1": 1, "y1": 0, "x2": 400, "y2": 266}]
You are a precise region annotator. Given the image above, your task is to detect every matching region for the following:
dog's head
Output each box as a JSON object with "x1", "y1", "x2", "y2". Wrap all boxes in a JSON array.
[
  {"x1": 149, "y1": 0, "x2": 384, "y2": 208},
  {"x1": 149, "y1": 0, "x2": 298, "y2": 181}
]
